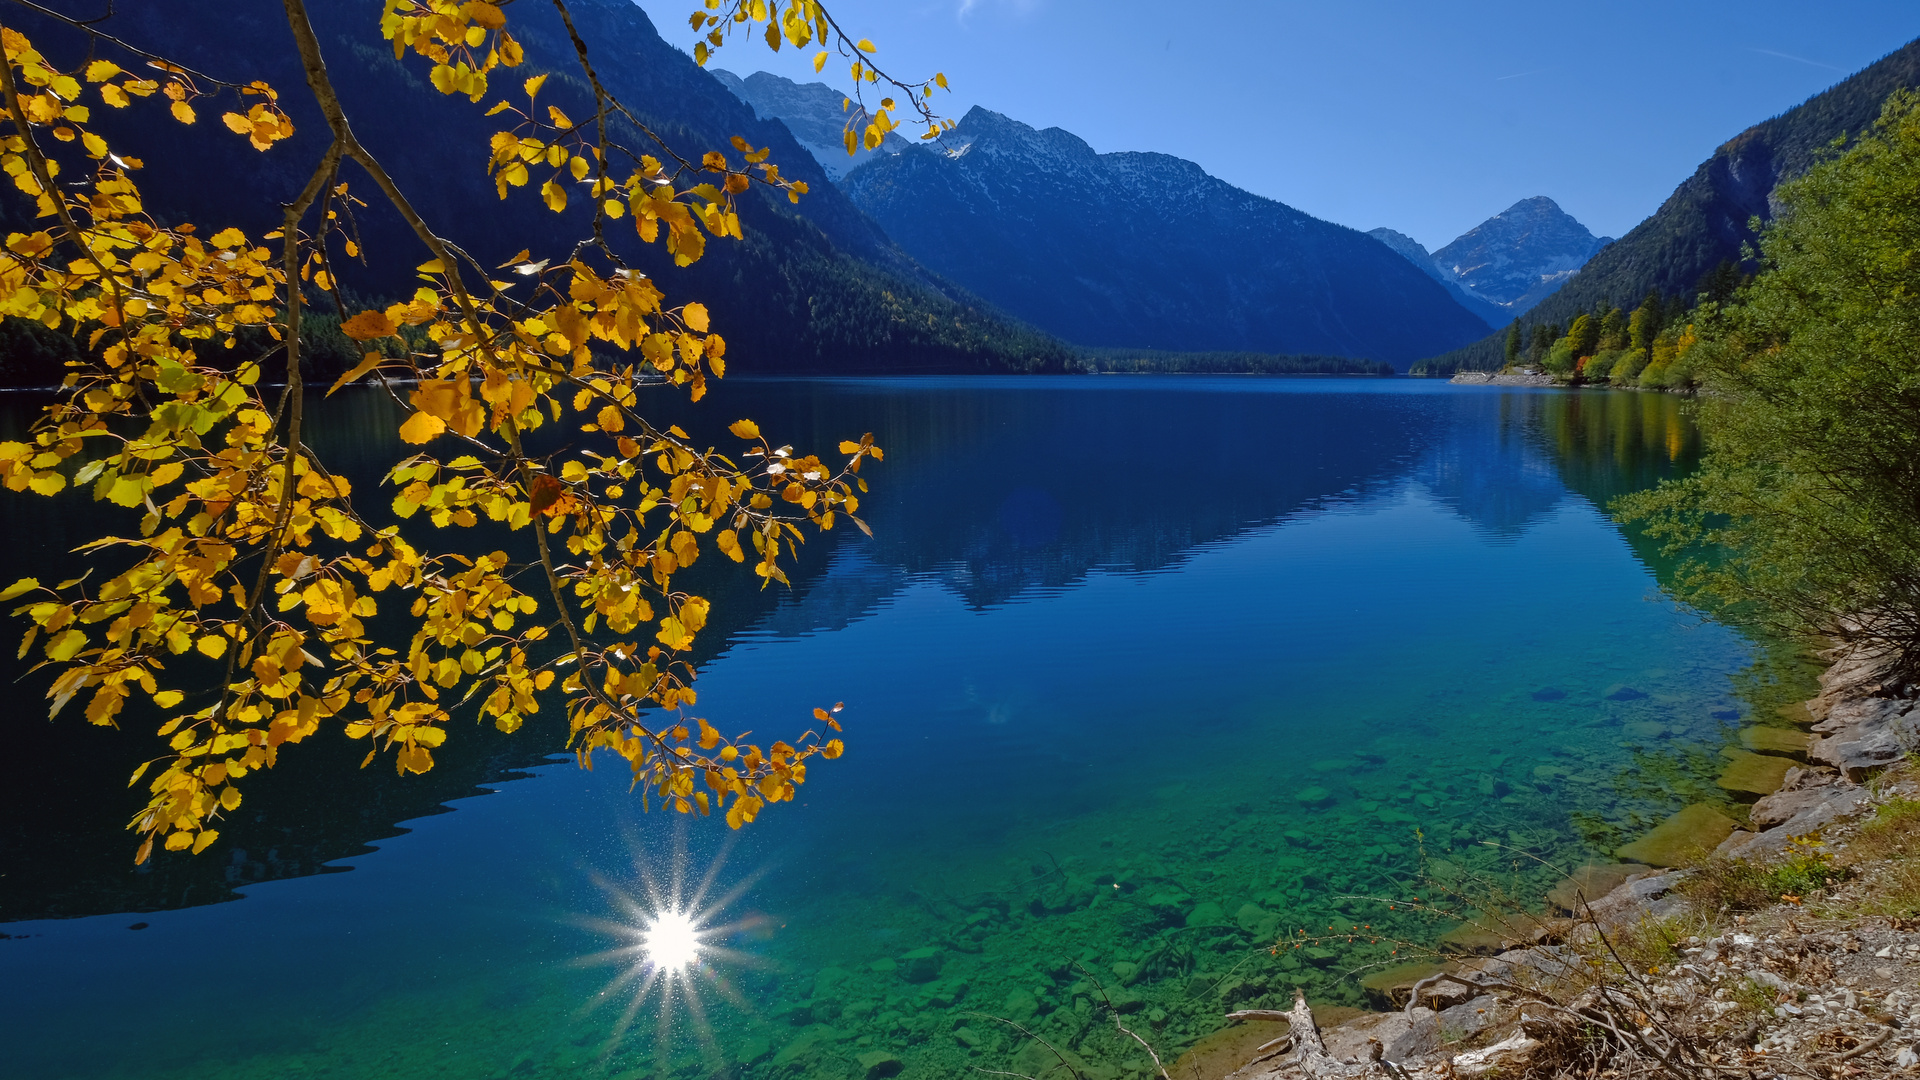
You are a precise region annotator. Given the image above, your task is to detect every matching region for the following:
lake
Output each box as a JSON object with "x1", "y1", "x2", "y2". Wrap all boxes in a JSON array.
[{"x1": 0, "y1": 377, "x2": 1781, "y2": 1080}]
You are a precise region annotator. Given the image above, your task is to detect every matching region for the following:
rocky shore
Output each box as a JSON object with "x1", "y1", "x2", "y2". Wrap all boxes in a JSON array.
[
  {"x1": 1208, "y1": 642, "x2": 1920, "y2": 1079},
  {"x1": 1447, "y1": 370, "x2": 1556, "y2": 387}
]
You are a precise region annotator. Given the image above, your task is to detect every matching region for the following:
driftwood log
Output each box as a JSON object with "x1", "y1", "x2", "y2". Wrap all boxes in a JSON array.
[{"x1": 1225, "y1": 991, "x2": 1410, "y2": 1079}]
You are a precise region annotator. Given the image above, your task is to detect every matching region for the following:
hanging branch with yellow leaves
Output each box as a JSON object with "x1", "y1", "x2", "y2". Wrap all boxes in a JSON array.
[
  {"x1": 688, "y1": 0, "x2": 955, "y2": 153},
  {"x1": 0, "y1": 0, "x2": 923, "y2": 865}
]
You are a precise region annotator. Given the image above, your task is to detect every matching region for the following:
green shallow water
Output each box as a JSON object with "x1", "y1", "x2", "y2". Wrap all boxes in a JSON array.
[{"x1": 0, "y1": 379, "x2": 1789, "y2": 1079}]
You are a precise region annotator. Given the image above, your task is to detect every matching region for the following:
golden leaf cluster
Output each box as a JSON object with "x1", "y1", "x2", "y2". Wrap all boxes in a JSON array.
[
  {"x1": 689, "y1": 0, "x2": 955, "y2": 151},
  {"x1": 0, "y1": 0, "x2": 910, "y2": 865}
]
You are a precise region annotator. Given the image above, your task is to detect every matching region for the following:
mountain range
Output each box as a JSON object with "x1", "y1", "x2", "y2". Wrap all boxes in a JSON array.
[
  {"x1": 828, "y1": 106, "x2": 1490, "y2": 366},
  {"x1": 713, "y1": 71, "x2": 1625, "y2": 365},
  {"x1": 0, "y1": 0, "x2": 1071, "y2": 383},
  {"x1": 1419, "y1": 36, "x2": 1920, "y2": 373}
]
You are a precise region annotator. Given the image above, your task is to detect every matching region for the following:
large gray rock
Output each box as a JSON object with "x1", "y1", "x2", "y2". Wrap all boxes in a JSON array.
[
  {"x1": 1809, "y1": 694, "x2": 1917, "y2": 779},
  {"x1": 1750, "y1": 779, "x2": 1867, "y2": 830},
  {"x1": 1716, "y1": 776, "x2": 1871, "y2": 859}
]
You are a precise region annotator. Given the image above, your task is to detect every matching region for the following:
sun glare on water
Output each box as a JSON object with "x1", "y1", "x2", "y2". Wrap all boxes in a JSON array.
[
  {"x1": 641, "y1": 909, "x2": 703, "y2": 972},
  {"x1": 574, "y1": 830, "x2": 771, "y2": 1074}
]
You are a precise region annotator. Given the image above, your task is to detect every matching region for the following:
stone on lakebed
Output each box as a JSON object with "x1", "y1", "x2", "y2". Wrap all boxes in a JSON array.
[
  {"x1": 1186, "y1": 901, "x2": 1228, "y2": 928},
  {"x1": 857, "y1": 1050, "x2": 905, "y2": 1080},
  {"x1": 1293, "y1": 785, "x2": 1335, "y2": 808},
  {"x1": 1604, "y1": 684, "x2": 1648, "y2": 701},
  {"x1": 1002, "y1": 988, "x2": 1039, "y2": 1024},
  {"x1": 1545, "y1": 863, "x2": 1651, "y2": 914},
  {"x1": 1360, "y1": 960, "x2": 1449, "y2": 1008},
  {"x1": 899, "y1": 946, "x2": 943, "y2": 983},
  {"x1": 1615, "y1": 803, "x2": 1737, "y2": 867},
  {"x1": 1739, "y1": 727, "x2": 1811, "y2": 757},
  {"x1": 1717, "y1": 750, "x2": 1793, "y2": 796}
]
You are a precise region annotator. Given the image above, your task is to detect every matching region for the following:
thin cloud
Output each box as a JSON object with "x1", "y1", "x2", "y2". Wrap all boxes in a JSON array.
[
  {"x1": 1750, "y1": 47, "x2": 1840, "y2": 72},
  {"x1": 1495, "y1": 70, "x2": 1542, "y2": 81}
]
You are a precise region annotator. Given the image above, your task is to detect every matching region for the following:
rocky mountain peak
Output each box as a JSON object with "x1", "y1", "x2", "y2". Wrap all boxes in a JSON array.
[
  {"x1": 709, "y1": 68, "x2": 909, "y2": 180},
  {"x1": 1431, "y1": 197, "x2": 1612, "y2": 308}
]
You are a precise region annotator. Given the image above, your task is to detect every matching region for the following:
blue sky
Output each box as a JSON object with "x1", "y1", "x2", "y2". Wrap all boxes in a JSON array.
[{"x1": 632, "y1": 0, "x2": 1920, "y2": 250}]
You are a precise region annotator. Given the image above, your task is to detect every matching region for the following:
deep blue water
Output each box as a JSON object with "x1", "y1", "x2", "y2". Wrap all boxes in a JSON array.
[{"x1": 0, "y1": 378, "x2": 1760, "y2": 1080}]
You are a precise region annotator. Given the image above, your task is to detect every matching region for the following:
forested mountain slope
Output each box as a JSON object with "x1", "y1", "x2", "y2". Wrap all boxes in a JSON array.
[
  {"x1": 838, "y1": 107, "x2": 1491, "y2": 367},
  {"x1": 0, "y1": 0, "x2": 1068, "y2": 383},
  {"x1": 1418, "y1": 36, "x2": 1920, "y2": 374}
]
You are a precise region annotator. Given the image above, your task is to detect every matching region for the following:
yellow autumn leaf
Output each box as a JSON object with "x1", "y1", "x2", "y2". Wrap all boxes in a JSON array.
[
  {"x1": 717, "y1": 529, "x2": 744, "y2": 562},
  {"x1": 191, "y1": 829, "x2": 219, "y2": 854},
  {"x1": 399, "y1": 411, "x2": 448, "y2": 444},
  {"x1": 683, "y1": 302, "x2": 710, "y2": 332},
  {"x1": 0, "y1": 577, "x2": 38, "y2": 602},
  {"x1": 152, "y1": 690, "x2": 184, "y2": 708},
  {"x1": 171, "y1": 99, "x2": 195, "y2": 124},
  {"x1": 813, "y1": 51, "x2": 827, "y2": 73},
  {"x1": 340, "y1": 309, "x2": 398, "y2": 340},
  {"x1": 196, "y1": 635, "x2": 227, "y2": 659},
  {"x1": 728, "y1": 419, "x2": 760, "y2": 440},
  {"x1": 328, "y1": 352, "x2": 384, "y2": 396},
  {"x1": 524, "y1": 73, "x2": 547, "y2": 98}
]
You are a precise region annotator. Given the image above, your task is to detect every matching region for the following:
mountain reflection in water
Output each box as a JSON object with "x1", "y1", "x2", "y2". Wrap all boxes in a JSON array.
[{"x1": 0, "y1": 378, "x2": 1701, "y2": 923}]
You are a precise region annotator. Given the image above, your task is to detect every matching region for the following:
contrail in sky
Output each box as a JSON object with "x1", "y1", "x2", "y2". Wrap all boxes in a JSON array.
[
  {"x1": 1750, "y1": 47, "x2": 1840, "y2": 71},
  {"x1": 1495, "y1": 71, "x2": 1542, "y2": 81}
]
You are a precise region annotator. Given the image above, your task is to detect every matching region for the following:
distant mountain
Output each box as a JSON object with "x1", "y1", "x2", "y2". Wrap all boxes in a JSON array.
[
  {"x1": 1432, "y1": 198, "x2": 1611, "y2": 308},
  {"x1": 0, "y1": 0, "x2": 1070, "y2": 382},
  {"x1": 1368, "y1": 197, "x2": 1611, "y2": 328},
  {"x1": 836, "y1": 107, "x2": 1492, "y2": 366},
  {"x1": 1366, "y1": 228, "x2": 1508, "y2": 328},
  {"x1": 1417, "y1": 37, "x2": 1920, "y2": 374},
  {"x1": 710, "y1": 69, "x2": 910, "y2": 181}
]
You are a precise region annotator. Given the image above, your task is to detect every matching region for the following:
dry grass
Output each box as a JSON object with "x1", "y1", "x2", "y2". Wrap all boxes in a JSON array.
[
  {"x1": 1607, "y1": 910, "x2": 1714, "y2": 973},
  {"x1": 1844, "y1": 796, "x2": 1920, "y2": 862},
  {"x1": 1678, "y1": 842, "x2": 1849, "y2": 912}
]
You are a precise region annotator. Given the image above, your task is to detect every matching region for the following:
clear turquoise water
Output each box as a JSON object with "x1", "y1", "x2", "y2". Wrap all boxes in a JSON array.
[{"x1": 0, "y1": 378, "x2": 1763, "y2": 1080}]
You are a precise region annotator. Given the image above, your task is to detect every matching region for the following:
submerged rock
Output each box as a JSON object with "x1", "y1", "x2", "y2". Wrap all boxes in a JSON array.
[
  {"x1": 1740, "y1": 727, "x2": 1811, "y2": 757},
  {"x1": 1360, "y1": 961, "x2": 1449, "y2": 1008},
  {"x1": 1718, "y1": 750, "x2": 1794, "y2": 795},
  {"x1": 1002, "y1": 988, "x2": 1039, "y2": 1024},
  {"x1": 857, "y1": 1050, "x2": 904, "y2": 1079},
  {"x1": 1530, "y1": 686, "x2": 1568, "y2": 701},
  {"x1": 1545, "y1": 863, "x2": 1652, "y2": 914},
  {"x1": 1616, "y1": 803, "x2": 1737, "y2": 867},
  {"x1": 1604, "y1": 684, "x2": 1648, "y2": 701},
  {"x1": 734, "y1": 1034, "x2": 772, "y2": 1065},
  {"x1": 1186, "y1": 901, "x2": 1227, "y2": 928},
  {"x1": 1293, "y1": 785, "x2": 1335, "y2": 808},
  {"x1": 899, "y1": 946, "x2": 942, "y2": 983},
  {"x1": 1233, "y1": 902, "x2": 1269, "y2": 933}
]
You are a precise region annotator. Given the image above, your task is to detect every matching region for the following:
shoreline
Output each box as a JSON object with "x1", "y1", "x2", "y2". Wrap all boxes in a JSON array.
[{"x1": 1201, "y1": 641, "x2": 1920, "y2": 1079}]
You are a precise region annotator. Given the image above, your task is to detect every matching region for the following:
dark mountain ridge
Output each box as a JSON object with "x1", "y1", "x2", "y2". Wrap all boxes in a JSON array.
[
  {"x1": 1418, "y1": 37, "x2": 1920, "y2": 374},
  {"x1": 0, "y1": 0, "x2": 1068, "y2": 380},
  {"x1": 838, "y1": 106, "x2": 1493, "y2": 367}
]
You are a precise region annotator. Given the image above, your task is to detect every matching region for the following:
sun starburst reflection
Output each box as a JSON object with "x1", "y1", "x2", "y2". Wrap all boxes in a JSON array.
[{"x1": 573, "y1": 827, "x2": 775, "y2": 1075}]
